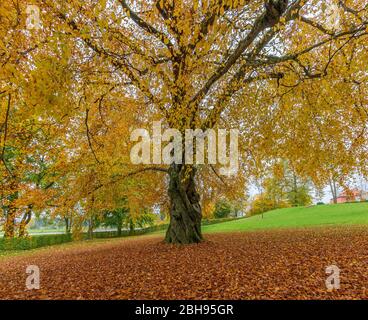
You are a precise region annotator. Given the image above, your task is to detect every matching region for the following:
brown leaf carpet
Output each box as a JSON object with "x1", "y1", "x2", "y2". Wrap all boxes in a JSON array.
[{"x1": 0, "y1": 227, "x2": 367, "y2": 299}]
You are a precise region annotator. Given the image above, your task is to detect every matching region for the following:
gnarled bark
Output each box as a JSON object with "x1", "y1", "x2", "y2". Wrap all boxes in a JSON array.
[{"x1": 165, "y1": 164, "x2": 202, "y2": 244}]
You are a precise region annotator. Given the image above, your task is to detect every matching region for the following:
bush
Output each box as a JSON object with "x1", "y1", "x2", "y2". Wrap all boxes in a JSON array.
[
  {"x1": 249, "y1": 195, "x2": 290, "y2": 216},
  {"x1": 0, "y1": 234, "x2": 73, "y2": 251},
  {"x1": 0, "y1": 224, "x2": 171, "y2": 251}
]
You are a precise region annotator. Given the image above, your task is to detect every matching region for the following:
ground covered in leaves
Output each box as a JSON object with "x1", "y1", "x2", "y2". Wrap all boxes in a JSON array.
[{"x1": 0, "y1": 227, "x2": 367, "y2": 300}]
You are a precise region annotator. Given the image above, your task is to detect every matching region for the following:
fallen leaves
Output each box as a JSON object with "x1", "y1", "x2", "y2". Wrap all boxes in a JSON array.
[{"x1": 0, "y1": 227, "x2": 367, "y2": 300}]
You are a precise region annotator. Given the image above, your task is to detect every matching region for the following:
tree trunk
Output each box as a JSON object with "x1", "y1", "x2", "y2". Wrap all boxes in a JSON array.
[
  {"x1": 117, "y1": 222, "x2": 122, "y2": 237},
  {"x1": 165, "y1": 164, "x2": 202, "y2": 244},
  {"x1": 292, "y1": 170, "x2": 298, "y2": 206},
  {"x1": 128, "y1": 219, "x2": 134, "y2": 235},
  {"x1": 333, "y1": 180, "x2": 338, "y2": 203},
  {"x1": 329, "y1": 177, "x2": 338, "y2": 204},
  {"x1": 87, "y1": 218, "x2": 93, "y2": 239},
  {"x1": 18, "y1": 205, "x2": 32, "y2": 238},
  {"x1": 4, "y1": 205, "x2": 16, "y2": 238},
  {"x1": 65, "y1": 217, "x2": 71, "y2": 234},
  {"x1": 4, "y1": 185, "x2": 18, "y2": 239}
]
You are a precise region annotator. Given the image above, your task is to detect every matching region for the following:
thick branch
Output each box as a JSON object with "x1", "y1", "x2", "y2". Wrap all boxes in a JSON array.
[
  {"x1": 245, "y1": 20, "x2": 368, "y2": 69},
  {"x1": 56, "y1": 11, "x2": 156, "y2": 104},
  {"x1": 190, "y1": 0, "x2": 289, "y2": 106},
  {"x1": 118, "y1": 0, "x2": 176, "y2": 56},
  {"x1": 203, "y1": 72, "x2": 284, "y2": 129},
  {"x1": 203, "y1": 20, "x2": 368, "y2": 129},
  {"x1": 300, "y1": 16, "x2": 335, "y2": 35},
  {"x1": 0, "y1": 94, "x2": 13, "y2": 177},
  {"x1": 93, "y1": 166, "x2": 169, "y2": 194}
]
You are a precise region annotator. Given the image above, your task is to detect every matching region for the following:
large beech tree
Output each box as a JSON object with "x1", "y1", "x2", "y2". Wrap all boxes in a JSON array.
[{"x1": 1, "y1": 0, "x2": 368, "y2": 243}]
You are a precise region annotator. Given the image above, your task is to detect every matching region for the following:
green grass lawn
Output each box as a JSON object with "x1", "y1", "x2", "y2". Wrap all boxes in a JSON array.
[{"x1": 202, "y1": 202, "x2": 368, "y2": 234}]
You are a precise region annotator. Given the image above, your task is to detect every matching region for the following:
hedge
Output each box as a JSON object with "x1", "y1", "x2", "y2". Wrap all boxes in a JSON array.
[
  {"x1": 0, "y1": 225, "x2": 167, "y2": 251},
  {"x1": 0, "y1": 216, "x2": 242, "y2": 251},
  {"x1": 0, "y1": 233, "x2": 73, "y2": 251}
]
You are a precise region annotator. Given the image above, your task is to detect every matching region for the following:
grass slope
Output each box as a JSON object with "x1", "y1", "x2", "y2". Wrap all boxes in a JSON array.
[{"x1": 203, "y1": 202, "x2": 368, "y2": 233}]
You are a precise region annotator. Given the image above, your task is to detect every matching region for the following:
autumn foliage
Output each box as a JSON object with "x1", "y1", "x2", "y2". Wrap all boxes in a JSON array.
[{"x1": 1, "y1": 0, "x2": 367, "y2": 243}]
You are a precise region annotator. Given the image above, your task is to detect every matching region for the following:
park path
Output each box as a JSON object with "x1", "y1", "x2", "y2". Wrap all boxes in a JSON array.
[{"x1": 0, "y1": 228, "x2": 367, "y2": 299}]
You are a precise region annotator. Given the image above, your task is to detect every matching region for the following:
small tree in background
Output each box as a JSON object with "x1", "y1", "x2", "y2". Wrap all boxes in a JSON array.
[
  {"x1": 249, "y1": 195, "x2": 290, "y2": 217},
  {"x1": 287, "y1": 185, "x2": 312, "y2": 207},
  {"x1": 250, "y1": 161, "x2": 312, "y2": 216},
  {"x1": 213, "y1": 200, "x2": 232, "y2": 219},
  {"x1": 102, "y1": 198, "x2": 157, "y2": 235},
  {"x1": 103, "y1": 207, "x2": 129, "y2": 236}
]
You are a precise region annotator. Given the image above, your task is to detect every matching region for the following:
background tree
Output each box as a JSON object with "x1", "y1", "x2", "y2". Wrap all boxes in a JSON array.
[
  {"x1": 249, "y1": 161, "x2": 312, "y2": 215},
  {"x1": 102, "y1": 198, "x2": 129, "y2": 236},
  {"x1": 213, "y1": 199, "x2": 232, "y2": 219}
]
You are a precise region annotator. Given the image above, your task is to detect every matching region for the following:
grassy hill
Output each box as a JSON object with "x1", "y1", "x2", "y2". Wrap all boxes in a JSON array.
[{"x1": 202, "y1": 202, "x2": 368, "y2": 234}]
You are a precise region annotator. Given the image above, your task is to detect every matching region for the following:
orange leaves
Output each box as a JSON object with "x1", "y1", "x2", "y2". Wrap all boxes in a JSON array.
[
  {"x1": 0, "y1": 0, "x2": 367, "y2": 239},
  {"x1": 14, "y1": 187, "x2": 55, "y2": 211},
  {"x1": 0, "y1": 227, "x2": 368, "y2": 299}
]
